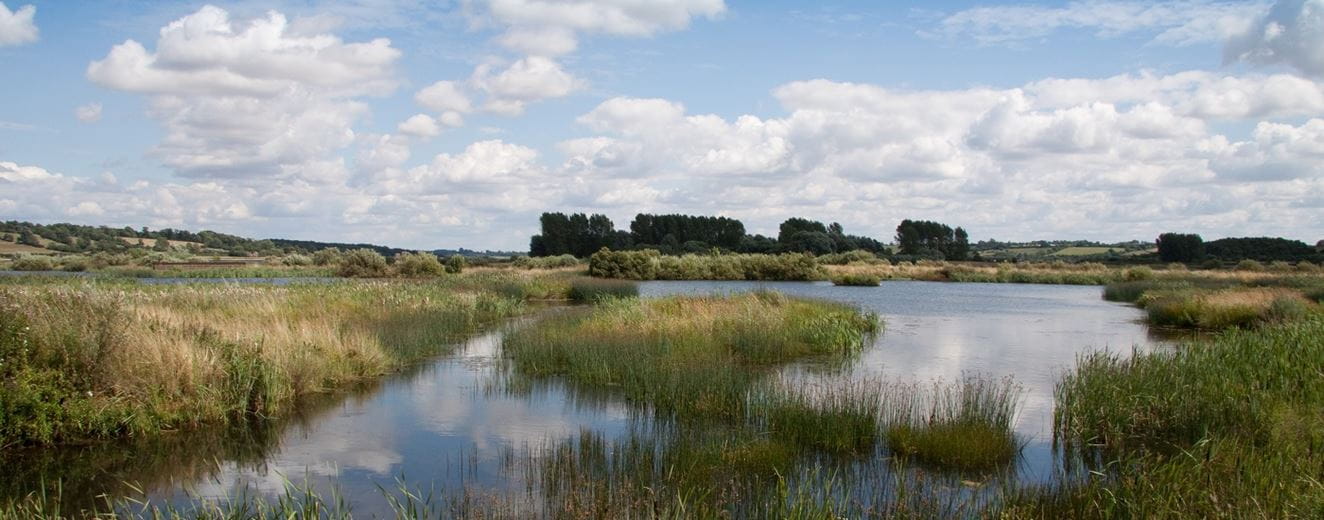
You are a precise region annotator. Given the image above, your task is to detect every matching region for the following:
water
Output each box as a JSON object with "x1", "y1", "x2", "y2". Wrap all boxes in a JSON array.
[{"x1": 1, "y1": 280, "x2": 1164, "y2": 514}]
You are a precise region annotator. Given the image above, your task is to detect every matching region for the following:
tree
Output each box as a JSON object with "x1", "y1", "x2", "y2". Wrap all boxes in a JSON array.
[
  {"x1": 446, "y1": 254, "x2": 467, "y2": 274},
  {"x1": 895, "y1": 220, "x2": 968, "y2": 259},
  {"x1": 153, "y1": 237, "x2": 171, "y2": 252},
  {"x1": 1156, "y1": 233, "x2": 1204, "y2": 262},
  {"x1": 784, "y1": 231, "x2": 835, "y2": 255},
  {"x1": 18, "y1": 230, "x2": 41, "y2": 247},
  {"x1": 778, "y1": 218, "x2": 828, "y2": 244}
]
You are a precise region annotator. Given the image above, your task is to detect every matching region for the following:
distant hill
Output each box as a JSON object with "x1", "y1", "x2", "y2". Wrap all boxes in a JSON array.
[{"x1": 0, "y1": 220, "x2": 518, "y2": 258}]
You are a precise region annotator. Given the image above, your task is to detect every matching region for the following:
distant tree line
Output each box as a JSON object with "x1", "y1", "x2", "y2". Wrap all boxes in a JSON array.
[
  {"x1": 529, "y1": 212, "x2": 946, "y2": 258},
  {"x1": 1157, "y1": 233, "x2": 1323, "y2": 263}
]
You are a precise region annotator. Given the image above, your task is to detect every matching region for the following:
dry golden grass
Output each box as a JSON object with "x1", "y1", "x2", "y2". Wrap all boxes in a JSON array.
[{"x1": 0, "y1": 279, "x2": 527, "y2": 445}]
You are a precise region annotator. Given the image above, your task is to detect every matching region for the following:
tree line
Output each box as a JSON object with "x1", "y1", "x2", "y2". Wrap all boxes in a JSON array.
[
  {"x1": 529, "y1": 213, "x2": 971, "y2": 260},
  {"x1": 1157, "y1": 233, "x2": 1324, "y2": 263}
]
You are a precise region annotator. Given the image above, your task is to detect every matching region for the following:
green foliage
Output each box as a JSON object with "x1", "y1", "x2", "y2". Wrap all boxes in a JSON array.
[
  {"x1": 1122, "y1": 266, "x2": 1154, "y2": 281},
  {"x1": 588, "y1": 248, "x2": 824, "y2": 281},
  {"x1": 895, "y1": 220, "x2": 969, "y2": 260},
  {"x1": 10, "y1": 255, "x2": 54, "y2": 271},
  {"x1": 1236, "y1": 259, "x2": 1264, "y2": 271},
  {"x1": 336, "y1": 248, "x2": 388, "y2": 278},
  {"x1": 511, "y1": 254, "x2": 580, "y2": 269},
  {"x1": 817, "y1": 250, "x2": 881, "y2": 265},
  {"x1": 530, "y1": 212, "x2": 625, "y2": 257},
  {"x1": 391, "y1": 251, "x2": 444, "y2": 277},
  {"x1": 280, "y1": 254, "x2": 312, "y2": 266},
  {"x1": 311, "y1": 247, "x2": 343, "y2": 266},
  {"x1": 445, "y1": 254, "x2": 466, "y2": 274},
  {"x1": 1207, "y1": 236, "x2": 1319, "y2": 263},
  {"x1": 1155, "y1": 232, "x2": 1203, "y2": 262},
  {"x1": 631, "y1": 213, "x2": 746, "y2": 251},
  {"x1": 883, "y1": 377, "x2": 1021, "y2": 471}
]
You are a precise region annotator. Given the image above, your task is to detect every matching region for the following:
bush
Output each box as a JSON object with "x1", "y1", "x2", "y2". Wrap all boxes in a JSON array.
[
  {"x1": 1123, "y1": 266, "x2": 1155, "y2": 281},
  {"x1": 59, "y1": 256, "x2": 90, "y2": 272},
  {"x1": 817, "y1": 250, "x2": 879, "y2": 265},
  {"x1": 281, "y1": 254, "x2": 312, "y2": 266},
  {"x1": 1165, "y1": 262, "x2": 1187, "y2": 271},
  {"x1": 1236, "y1": 259, "x2": 1264, "y2": 271},
  {"x1": 10, "y1": 255, "x2": 54, "y2": 271},
  {"x1": 311, "y1": 247, "x2": 343, "y2": 266},
  {"x1": 445, "y1": 254, "x2": 466, "y2": 274},
  {"x1": 392, "y1": 252, "x2": 445, "y2": 277},
  {"x1": 337, "y1": 249, "x2": 389, "y2": 277},
  {"x1": 512, "y1": 254, "x2": 580, "y2": 269}
]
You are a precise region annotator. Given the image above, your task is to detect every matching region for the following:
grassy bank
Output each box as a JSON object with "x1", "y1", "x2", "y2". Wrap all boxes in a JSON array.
[
  {"x1": 0, "y1": 275, "x2": 577, "y2": 448},
  {"x1": 1102, "y1": 275, "x2": 1323, "y2": 330}
]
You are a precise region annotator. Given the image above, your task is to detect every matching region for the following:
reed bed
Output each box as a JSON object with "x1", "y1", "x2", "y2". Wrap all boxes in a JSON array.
[
  {"x1": 1011, "y1": 317, "x2": 1324, "y2": 518},
  {"x1": 830, "y1": 273, "x2": 882, "y2": 287},
  {"x1": 0, "y1": 278, "x2": 535, "y2": 447},
  {"x1": 1102, "y1": 275, "x2": 1323, "y2": 330},
  {"x1": 565, "y1": 277, "x2": 639, "y2": 303},
  {"x1": 588, "y1": 249, "x2": 824, "y2": 281},
  {"x1": 502, "y1": 292, "x2": 879, "y2": 421},
  {"x1": 882, "y1": 377, "x2": 1022, "y2": 472}
]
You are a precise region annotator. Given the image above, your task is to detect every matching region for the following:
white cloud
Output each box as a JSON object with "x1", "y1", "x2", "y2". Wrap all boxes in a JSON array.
[
  {"x1": 473, "y1": 56, "x2": 582, "y2": 115},
  {"x1": 87, "y1": 5, "x2": 399, "y2": 181},
  {"x1": 75, "y1": 102, "x2": 103, "y2": 123},
  {"x1": 1226, "y1": 0, "x2": 1324, "y2": 77},
  {"x1": 0, "y1": 2, "x2": 37, "y2": 46},
  {"x1": 415, "y1": 80, "x2": 473, "y2": 113},
  {"x1": 397, "y1": 114, "x2": 441, "y2": 138},
  {"x1": 480, "y1": 0, "x2": 725, "y2": 53},
  {"x1": 933, "y1": 0, "x2": 1269, "y2": 46}
]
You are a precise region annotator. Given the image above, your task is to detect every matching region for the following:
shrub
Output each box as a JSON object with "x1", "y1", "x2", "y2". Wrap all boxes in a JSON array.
[
  {"x1": 1165, "y1": 262, "x2": 1187, "y2": 271},
  {"x1": 311, "y1": 247, "x2": 343, "y2": 266},
  {"x1": 10, "y1": 255, "x2": 54, "y2": 271},
  {"x1": 512, "y1": 254, "x2": 580, "y2": 269},
  {"x1": 1122, "y1": 266, "x2": 1155, "y2": 281},
  {"x1": 337, "y1": 249, "x2": 389, "y2": 278},
  {"x1": 392, "y1": 252, "x2": 445, "y2": 277},
  {"x1": 445, "y1": 254, "x2": 466, "y2": 274},
  {"x1": 281, "y1": 254, "x2": 312, "y2": 266},
  {"x1": 1268, "y1": 260, "x2": 1293, "y2": 272},
  {"x1": 1236, "y1": 259, "x2": 1264, "y2": 271},
  {"x1": 588, "y1": 248, "x2": 823, "y2": 281},
  {"x1": 59, "y1": 256, "x2": 89, "y2": 272}
]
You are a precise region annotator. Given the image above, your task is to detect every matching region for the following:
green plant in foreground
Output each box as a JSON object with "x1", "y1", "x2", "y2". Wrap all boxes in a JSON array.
[{"x1": 883, "y1": 377, "x2": 1022, "y2": 472}]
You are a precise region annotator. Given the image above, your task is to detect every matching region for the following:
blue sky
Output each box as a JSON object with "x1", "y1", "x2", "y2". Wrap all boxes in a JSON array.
[{"x1": 1, "y1": 0, "x2": 1321, "y2": 250}]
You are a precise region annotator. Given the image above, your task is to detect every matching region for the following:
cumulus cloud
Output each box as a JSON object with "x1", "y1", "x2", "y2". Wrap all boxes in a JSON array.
[
  {"x1": 87, "y1": 5, "x2": 399, "y2": 181},
  {"x1": 1226, "y1": 0, "x2": 1324, "y2": 77},
  {"x1": 933, "y1": 0, "x2": 1269, "y2": 46},
  {"x1": 412, "y1": 1, "x2": 726, "y2": 123},
  {"x1": 473, "y1": 56, "x2": 582, "y2": 115},
  {"x1": 554, "y1": 71, "x2": 1324, "y2": 242},
  {"x1": 74, "y1": 102, "x2": 103, "y2": 123},
  {"x1": 0, "y1": 2, "x2": 37, "y2": 46},
  {"x1": 397, "y1": 114, "x2": 441, "y2": 138}
]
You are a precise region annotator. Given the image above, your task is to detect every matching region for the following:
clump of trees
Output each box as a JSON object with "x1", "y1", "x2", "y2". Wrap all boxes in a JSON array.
[
  {"x1": 894, "y1": 220, "x2": 969, "y2": 260},
  {"x1": 630, "y1": 214, "x2": 746, "y2": 251},
  {"x1": 1156, "y1": 233, "x2": 1204, "y2": 262},
  {"x1": 529, "y1": 213, "x2": 630, "y2": 258},
  {"x1": 1156, "y1": 233, "x2": 1322, "y2": 264}
]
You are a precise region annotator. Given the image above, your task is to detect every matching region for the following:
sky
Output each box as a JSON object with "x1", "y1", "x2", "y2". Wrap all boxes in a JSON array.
[{"x1": 0, "y1": 0, "x2": 1321, "y2": 250}]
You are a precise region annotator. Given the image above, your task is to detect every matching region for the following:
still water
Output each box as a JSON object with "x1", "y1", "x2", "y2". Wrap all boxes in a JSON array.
[{"x1": 1, "y1": 280, "x2": 1165, "y2": 514}]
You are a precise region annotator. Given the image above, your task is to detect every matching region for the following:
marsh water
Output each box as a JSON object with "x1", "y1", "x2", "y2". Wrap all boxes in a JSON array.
[{"x1": 1, "y1": 280, "x2": 1166, "y2": 514}]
